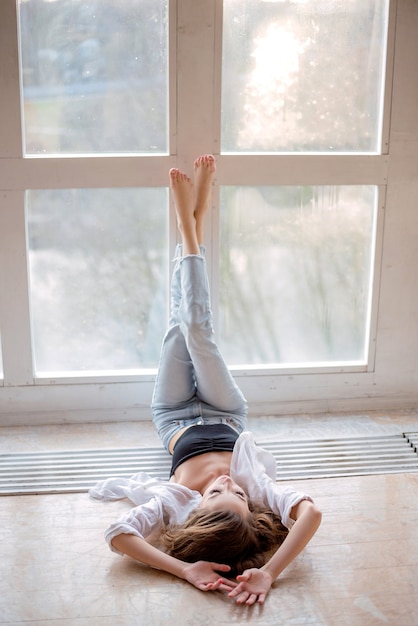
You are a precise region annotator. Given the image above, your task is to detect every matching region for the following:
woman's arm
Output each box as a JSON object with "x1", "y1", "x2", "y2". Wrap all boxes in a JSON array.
[
  {"x1": 226, "y1": 499, "x2": 322, "y2": 605},
  {"x1": 262, "y1": 499, "x2": 322, "y2": 580},
  {"x1": 111, "y1": 533, "x2": 236, "y2": 593}
]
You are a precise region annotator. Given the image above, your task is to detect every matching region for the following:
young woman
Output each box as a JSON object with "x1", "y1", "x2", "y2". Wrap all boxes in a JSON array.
[{"x1": 90, "y1": 155, "x2": 322, "y2": 605}]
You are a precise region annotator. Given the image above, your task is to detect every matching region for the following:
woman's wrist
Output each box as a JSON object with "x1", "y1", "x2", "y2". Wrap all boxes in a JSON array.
[
  {"x1": 178, "y1": 560, "x2": 190, "y2": 581},
  {"x1": 260, "y1": 564, "x2": 278, "y2": 584}
]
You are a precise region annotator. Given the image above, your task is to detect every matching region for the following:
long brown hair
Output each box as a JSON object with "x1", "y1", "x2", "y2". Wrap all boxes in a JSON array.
[{"x1": 161, "y1": 503, "x2": 288, "y2": 577}]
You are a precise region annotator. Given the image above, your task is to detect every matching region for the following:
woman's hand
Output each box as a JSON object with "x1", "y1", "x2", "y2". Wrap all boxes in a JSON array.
[
  {"x1": 182, "y1": 561, "x2": 237, "y2": 593},
  {"x1": 228, "y1": 568, "x2": 273, "y2": 605}
]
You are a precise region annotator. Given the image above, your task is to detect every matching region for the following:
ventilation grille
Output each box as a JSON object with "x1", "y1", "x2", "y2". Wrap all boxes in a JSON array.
[{"x1": 1, "y1": 433, "x2": 418, "y2": 496}]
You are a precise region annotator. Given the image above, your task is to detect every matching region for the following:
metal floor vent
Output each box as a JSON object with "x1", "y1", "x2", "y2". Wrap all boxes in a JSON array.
[{"x1": 1, "y1": 432, "x2": 418, "y2": 496}]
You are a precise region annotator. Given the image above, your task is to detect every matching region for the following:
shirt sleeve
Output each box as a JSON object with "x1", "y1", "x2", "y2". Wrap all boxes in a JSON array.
[
  {"x1": 230, "y1": 431, "x2": 313, "y2": 530},
  {"x1": 103, "y1": 484, "x2": 202, "y2": 555},
  {"x1": 104, "y1": 497, "x2": 165, "y2": 554}
]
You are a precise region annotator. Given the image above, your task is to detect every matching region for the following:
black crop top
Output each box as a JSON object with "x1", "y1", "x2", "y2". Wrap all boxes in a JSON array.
[{"x1": 170, "y1": 423, "x2": 239, "y2": 476}]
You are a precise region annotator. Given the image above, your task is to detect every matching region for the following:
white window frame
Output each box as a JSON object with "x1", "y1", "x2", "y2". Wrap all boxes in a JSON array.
[{"x1": 0, "y1": 0, "x2": 397, "y2": 423}]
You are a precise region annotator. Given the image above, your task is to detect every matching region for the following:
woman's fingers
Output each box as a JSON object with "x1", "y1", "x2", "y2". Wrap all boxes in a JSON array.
[{"x1": 209, "y1": 577, "x2": 236, "y2": 592}]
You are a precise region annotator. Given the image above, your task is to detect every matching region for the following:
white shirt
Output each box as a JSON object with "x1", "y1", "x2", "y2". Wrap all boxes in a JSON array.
[{"x1": 89, "y1": 431, "x2": 313, "y2": 555}]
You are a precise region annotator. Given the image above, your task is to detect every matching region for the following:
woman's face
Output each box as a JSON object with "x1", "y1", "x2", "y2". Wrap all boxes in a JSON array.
[{"x1": 200, "y1": 475, "x2": 250, "y2": 518}]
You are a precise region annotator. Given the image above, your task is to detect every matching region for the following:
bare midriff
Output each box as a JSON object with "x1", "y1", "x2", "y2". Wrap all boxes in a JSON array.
[
  {"x1": 169, "y1": 450, "x2": 233, "y2": 494},
  {"x1": 168, "y1": 425, "x2": 194, "y2": 454}
]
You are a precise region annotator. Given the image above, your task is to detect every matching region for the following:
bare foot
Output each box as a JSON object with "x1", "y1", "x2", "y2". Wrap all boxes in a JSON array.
[
  {"x1": 169, "y1": 168, "x2": 194, "y2": 227},
  {"x1": 169, "y1": 168, "x2": 199, "y2": 255},
  {"x1": 193, "y1": 155, "x2": 216, "y2": 243}
]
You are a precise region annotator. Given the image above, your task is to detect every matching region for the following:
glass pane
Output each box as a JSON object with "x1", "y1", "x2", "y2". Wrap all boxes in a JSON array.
[
  {"x1": 222, "y1": 0, "x2": 389, "y2": 153},
  {"x1": 219, "y1": 186, "x2": 377, "y2": 366},
  {"x1": 27, "y1": 188, "x2": 168, "y2": 373},
  {"x1": 19, "y1": 0, "x2": 168, "y2": 155}
]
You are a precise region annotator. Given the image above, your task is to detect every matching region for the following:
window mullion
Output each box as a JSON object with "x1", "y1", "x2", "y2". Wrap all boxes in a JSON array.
[
  {"x1": 176, "y1": 0, "x2": 221, "y2": 321},
  {"x1": 216, "y1": 155, "x2": 389, "y2": 186},
  {"x1": 0, "y1": 0, "x2": 23, "y2": 157},
  {"x1": 0, "y1": 192, "x2": 34, "y2": 385},
  {"x1": 176, "y1": 0, "x2": 218, "y2": 163},
  {"x1": 0, "y1": 156, "x2": 177, "y2": 192},
  {"x1": 380, "y1": 0, "x2": 397, "y2": 155}
]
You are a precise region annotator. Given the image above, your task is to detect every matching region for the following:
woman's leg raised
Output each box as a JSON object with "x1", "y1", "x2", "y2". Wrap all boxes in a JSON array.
[
  {"x1": 151, "y1": 170, "x2": 198, "y2": 448},
  {"x1": 152, "y1": 162, "x2": 209, "y2": 410},
  {"x1": 179, "y1": 255, "x2": 246, "y2": 414},
  {"x1": 152, "y1": 157, "x2": 246, "y2": 448},
  {"x1": 178, "y1": 156, "x2": 247, "y2": 414}
]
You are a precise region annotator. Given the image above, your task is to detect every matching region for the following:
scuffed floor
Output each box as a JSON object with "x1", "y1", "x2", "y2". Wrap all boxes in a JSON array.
[{"x1": 1, "y1": 412, "x2": 418, "y2": 625}]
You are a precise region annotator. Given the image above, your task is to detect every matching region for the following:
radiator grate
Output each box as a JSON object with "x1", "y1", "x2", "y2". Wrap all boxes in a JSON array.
[{"x1": 1, "y1": 432, "x2": 418, "y2": 495}]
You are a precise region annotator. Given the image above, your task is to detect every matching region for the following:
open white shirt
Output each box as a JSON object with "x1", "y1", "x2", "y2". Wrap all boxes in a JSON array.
[{"x1": 89, "y1": 431, "x2": 313, "y2": 555}]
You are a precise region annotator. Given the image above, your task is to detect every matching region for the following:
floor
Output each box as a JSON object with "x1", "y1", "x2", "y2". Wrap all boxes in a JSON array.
[{"x1": 1, "y1": 410, "x2": 418, "y2": 626}]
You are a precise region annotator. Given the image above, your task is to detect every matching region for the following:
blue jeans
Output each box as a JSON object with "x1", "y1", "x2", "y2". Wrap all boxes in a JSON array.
[{"x1": 151, "y1": 245, "x2": 248, "y2": 451}]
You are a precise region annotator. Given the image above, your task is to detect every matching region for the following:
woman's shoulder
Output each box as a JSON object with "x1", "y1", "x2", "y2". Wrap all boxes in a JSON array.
[{"x1": 233, "y1": 431, "x2": 277, "y2": 479}]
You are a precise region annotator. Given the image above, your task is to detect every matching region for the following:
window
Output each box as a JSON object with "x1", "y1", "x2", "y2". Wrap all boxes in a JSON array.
[
  {"x1": 27, "y1": 188, "x2": 168, "y2": 373},
  {"x1": 218, "y1": 0, "x2": 389, "y2": 369},
  {"x1": 0, "y1": 0, "x2": 395, "y2": 420},
  {"x1": 19, "y1": 0, "x2": 168, "y2": 154},
  {"x1": 219, "y1": 185, "x2": 377, "y2": 367},
  {"x1": 222, "y1": 0, "x2": 388, "y2": 153}
]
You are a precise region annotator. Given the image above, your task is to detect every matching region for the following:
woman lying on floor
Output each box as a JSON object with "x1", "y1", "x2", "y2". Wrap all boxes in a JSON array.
[{"x1": 90, "y1": 155, "x2": 322, "y2": 606}]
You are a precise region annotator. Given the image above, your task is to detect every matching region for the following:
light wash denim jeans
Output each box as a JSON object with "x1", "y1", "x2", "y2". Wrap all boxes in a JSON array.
[{"x1": 151, "y1": 245, "x2": 248, "y2": 451}]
